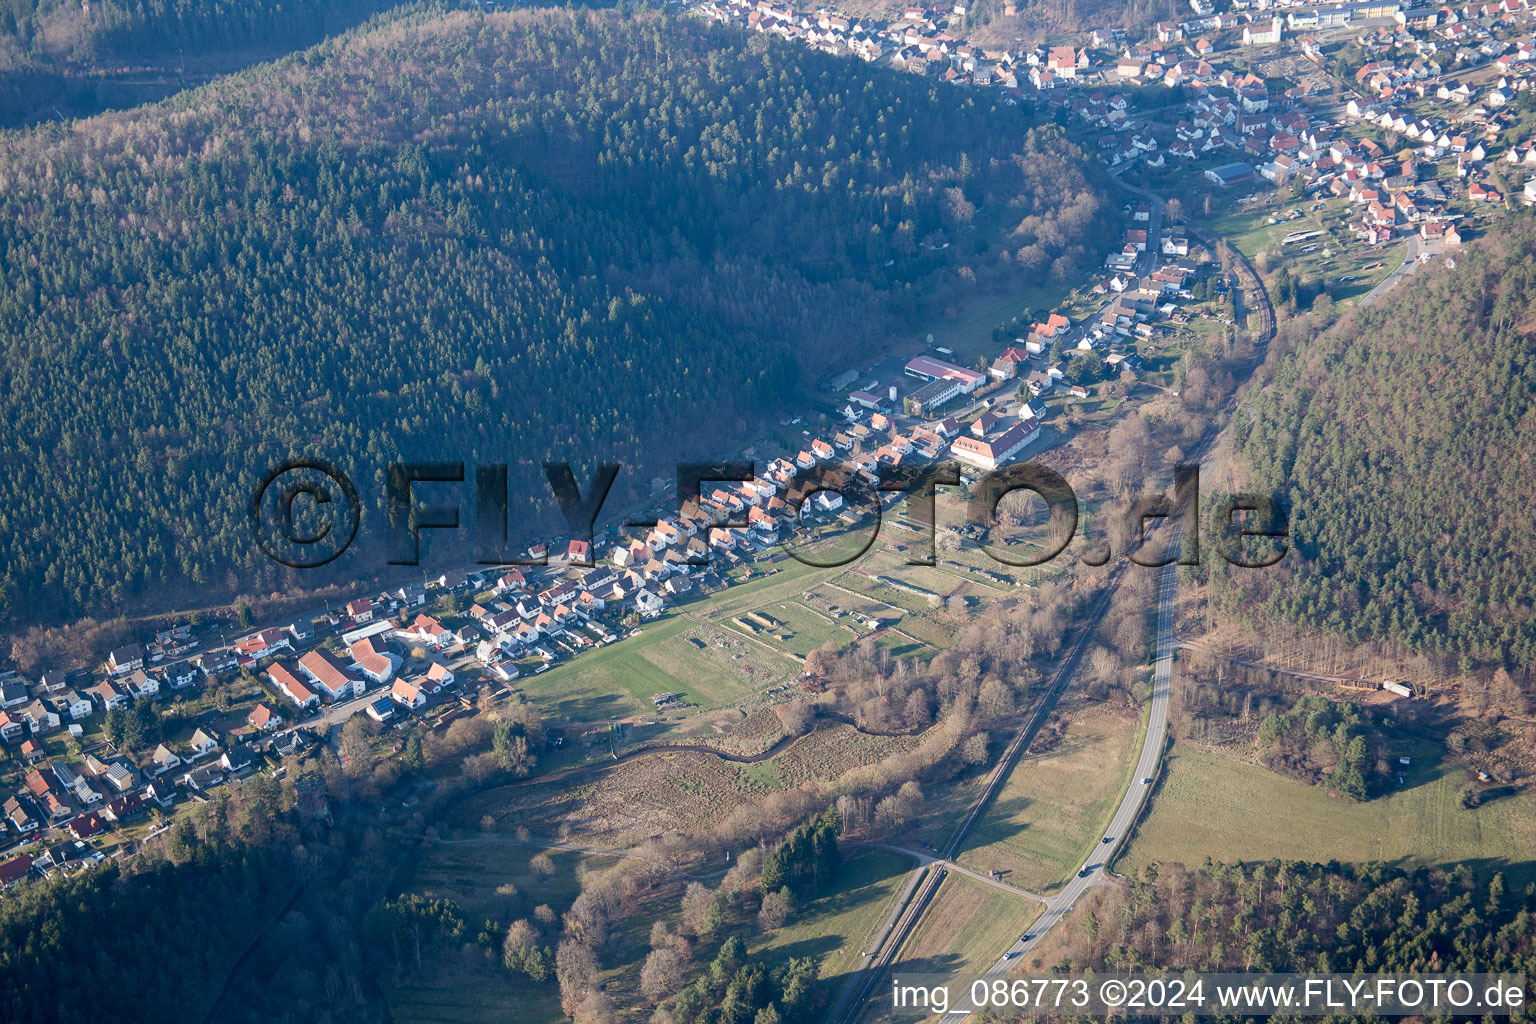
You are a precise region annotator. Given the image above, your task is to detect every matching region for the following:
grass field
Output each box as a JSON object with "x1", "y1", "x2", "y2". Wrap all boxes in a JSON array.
[
  {"x1": 752, "y1": 848, "x2": 914, "y2": 992},
  {"x1": 385, "y1": 968, "x2": 566, "y2": 1024},
  {"x1": 911, "y1": 278, "x2": 1064, "y2": 364},
  {"x1": 956, "y1": 705, "x2": 1140, "y2": 893},
  {"x1": 727, "y1": 598, "x2": 856, "y2": 657},
  {"x1": 1207, "y1": 193, "x2": 1405, "y2": 305},
  {"x1": 520, "y1": 613, "x2": 699, "y2": 720},
  {"x1": 384, "y1": 842, "x2": 624, "y2": 1024},
  {"x1": 889, "y1": 873, "x2": 1034, "y2": 976},
  {"x1": 520, "y1": 563, "x2": 839, "y2": 719},
  {"x1": 405, "y1": 841, "x2": 609, "y2": 922},
  {"x1": 1121, "y1": 742, "x2": 1536, "y2": 887}
]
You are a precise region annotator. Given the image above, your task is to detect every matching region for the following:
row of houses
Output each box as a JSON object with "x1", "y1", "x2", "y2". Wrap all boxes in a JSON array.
[{"x1": 3, "y1": 720, "x2": 275, "y2": 858}]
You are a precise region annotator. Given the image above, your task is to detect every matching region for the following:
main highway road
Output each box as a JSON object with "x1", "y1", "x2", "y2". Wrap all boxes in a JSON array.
[{"x1": 926, "y1": 542, "x2": 1180, "y2": 1024}]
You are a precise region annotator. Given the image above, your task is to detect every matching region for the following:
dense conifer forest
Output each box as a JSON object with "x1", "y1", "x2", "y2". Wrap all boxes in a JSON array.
[
  {"x1": 1036, "y1": 860, "x2": 1536, "y2": 984},
  {"x1": 1211, "y1": 226, "x2": 1536, "y2": 669},
  {"x1": 0, "y1": 8, "x2": 1112, "y2": 626},
  {"x1": 0, "y1": 0, "x2": 391, "y2": 61}
]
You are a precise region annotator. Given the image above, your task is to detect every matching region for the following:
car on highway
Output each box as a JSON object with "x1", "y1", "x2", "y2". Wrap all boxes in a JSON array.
[
  {"x1": 1022, "y1": 934, "x2": 1035, "y2": 942},
  {"x1": 1142, "y1": 777, "x2": 1151, "y2": 785},
  {"x1": 1005, "y1": 951, "x2": 1021, "y2": 960},
  {"x1": 1101, "y1": 837, "x2": 1113, "y2": 844},
  {"x1": 1077, "y1": 868, "x2": 1090, "y2": 878}
]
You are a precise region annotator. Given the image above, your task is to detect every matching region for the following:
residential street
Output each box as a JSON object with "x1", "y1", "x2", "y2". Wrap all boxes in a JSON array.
[{"x1": 1358, "y1": 235, "x2": 1426, "y2": 309}]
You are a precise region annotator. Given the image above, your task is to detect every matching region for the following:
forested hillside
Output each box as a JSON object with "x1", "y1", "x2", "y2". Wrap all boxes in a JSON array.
[
  {"x1": 1212, "y1": 227, "x2": 1536, "y2": 669},
  {"x1": 0, "y1": 0, "x2": 392, "y2": 62},
  {"x1": 1039, "y1": 860, "x2": 1536, "y2": 982},
  {"x1": 0, "y1": 8, "x2": 1112, "y2": 625}
]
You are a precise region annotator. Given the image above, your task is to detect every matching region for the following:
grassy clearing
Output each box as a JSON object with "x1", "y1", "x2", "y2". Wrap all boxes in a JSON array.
[
  {"x1": 384, "y1": 843, "x2": 624, "y2": 1024},
  {"x1": 751, "y1": 847, "x2": 914, "y2": 991},
  {"x1": 1208, "y1": 201, "x2": 1302, "y2": 264},
  {"x1": 405, "y1": 841, "x2": 607, "y2": 922},
  {"x1": 520, "y1": 613, "x2": 695, "y2": 720},
  {"x1": 889, "y1": 873, "x2": 1034, "y2": 976},
  {"x1": 956, "y1": 705, "x2": 1140, "y2": 893},
  {"x1": 735, "y1": 760, "x2": 786, "y2": 792},
  {"x1": 728, "y1": 598, "x2": 856, "y2": 658},
  {"x1": 385, "y1": 968, "x2": 565, "y2": 1024},
  {"x1": 521, "y1": 575, "x2": 823, "y2": 720},
  {"x1": 1121, "y1": 742, "x2": 1536, "y2": 887},
  {"x1": 912, "y1": 278, "x2": 1063, "y2": 364}
]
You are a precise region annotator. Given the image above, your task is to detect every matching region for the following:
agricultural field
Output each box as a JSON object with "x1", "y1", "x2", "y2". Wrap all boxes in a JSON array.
[
  {"x1": 724, "y1": 599, "x2": 857, "y2": 658},
  {"x1": 886, "y1": 873, "x2": 1035, "y2": 977},
  {"x1": 1121, "y1": 742, "x2": 1536, "y2": 887},
  {"x1": 956, "y1": 703, "x2": 1141, "y2": 894},
  {"x1": 752, "y1": 848, "x2": 914, "y2": 996}
]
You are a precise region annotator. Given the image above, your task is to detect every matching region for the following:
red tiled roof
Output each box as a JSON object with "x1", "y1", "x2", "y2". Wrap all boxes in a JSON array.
[
  {"x1": 268, "y1": 663, "x2": 317, "y2": 704},
  {"x1": 299, "y1": 649, "x2": 356, "y2": 694}
]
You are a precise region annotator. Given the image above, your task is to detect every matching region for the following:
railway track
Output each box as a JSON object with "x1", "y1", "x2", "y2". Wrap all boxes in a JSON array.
[{"x1": 825, "y1": 567, "x2": 1127, "y2": 1024}]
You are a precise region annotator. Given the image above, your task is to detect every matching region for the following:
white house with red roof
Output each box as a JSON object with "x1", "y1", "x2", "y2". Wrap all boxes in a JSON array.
[
  {"x1": 247, "y1": 703, "x2": 282, "y2": 731},
  {"x1": 400, "y1": 613, "x2": 451, "y2": 647},
  {"x1": 390, "y1": 678, "x2": 427, "y2": 709},
  {"x1": 270, "y1": 662, "x2": 318, "y2": 709},
  {"x1": 348, "y1": 637, "x2": 397, "y2": 685},
  {"x1": 298, "y1": 649, "x2": 364, "y2": 701}
]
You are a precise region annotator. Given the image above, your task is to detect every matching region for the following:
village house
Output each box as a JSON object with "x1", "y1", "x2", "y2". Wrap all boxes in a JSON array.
[
  {"x1": 248, "y1": 703, "x2": 282, "y2": 731},
  {"x1": 949, "y1": 415, "x2": 1041, "y2": 471},
  {"x1": 107, "y1": 644, "x2": 145, "y2": 676},
  {"x1": 5, "y1": 796, "x2": 38, "y2": 834},
  {"x1": 188, "y1": 728, "x2": 221, "y2": 759},
  {"x1": 348, "y1": 636, "x2": 396, "y2": 685},
  {"x1": 220, "y1": 745, "x2": 256, "y2": 778},
  {"x1": 0, "y1": 680, "x2": 27, "y2": 709},
  {"x1": 0, "y1": 853, "x2": 34, "y2": 888},
  {"x1": 235, "y1": 627, "x2": 290, "y2": 660},
  {"x1": 151, "y1": 744, "x2": 181, "y2": 775},
  {"x1": 89, "y1": 679, "x2": 130, "y2": 713},
  {"x1": 390, "y1": 678, "x2": 427, "y2": 709},
  {"x1": 299, "y1": 649, "x2": 365, "y2": 702},
  {"x1": 269, "y1": 663, "x2": 320, "y2": 711},
  {"x1": 103, "y1": 792, "x2": 146, "y2": 824}
]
